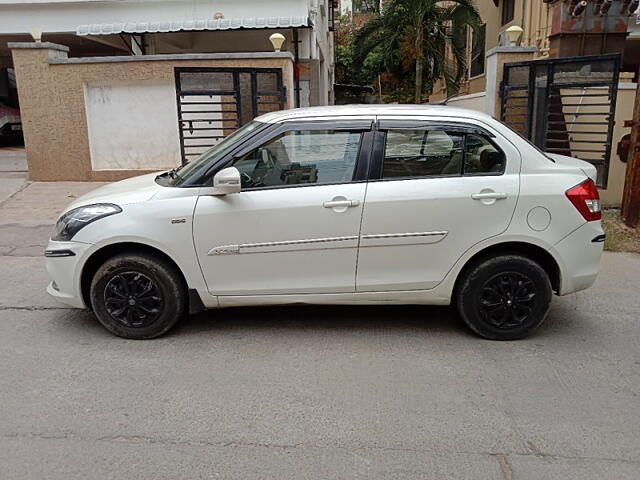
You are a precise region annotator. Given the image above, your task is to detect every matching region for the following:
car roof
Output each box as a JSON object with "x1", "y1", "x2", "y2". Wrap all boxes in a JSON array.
[{"x1": 256, "y1": 104, "x2": 497, "y2": 124}]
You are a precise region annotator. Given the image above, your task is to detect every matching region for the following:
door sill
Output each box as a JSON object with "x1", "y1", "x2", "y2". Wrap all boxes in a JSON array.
[{"x1": 216, "y1": 290, "x2": 450, "y2": 307}]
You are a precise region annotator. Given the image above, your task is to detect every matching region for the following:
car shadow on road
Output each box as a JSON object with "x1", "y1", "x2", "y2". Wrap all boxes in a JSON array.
[
  {"x1": 58, "y1": 304, "x2": 470, "y2": 340},
  {"x1": 56, "y1": 300, "x2": 580, "y2": 342},
  {"x1": 182, "y1": 304, "x2": 461, "y2": 334}
]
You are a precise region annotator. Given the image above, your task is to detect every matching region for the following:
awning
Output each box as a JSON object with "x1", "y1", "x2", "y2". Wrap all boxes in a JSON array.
[{"x1": 77, "y1": 16, "x2": 309, "y2": 36}]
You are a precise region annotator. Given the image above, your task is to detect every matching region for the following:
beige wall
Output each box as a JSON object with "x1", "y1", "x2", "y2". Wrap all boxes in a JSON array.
[
  {"x1": 10, "y1": 44, "x2": 294, "y2": 182},
  {"x1": 150, "y1": 30, "x2": 293, "y2": 55}
]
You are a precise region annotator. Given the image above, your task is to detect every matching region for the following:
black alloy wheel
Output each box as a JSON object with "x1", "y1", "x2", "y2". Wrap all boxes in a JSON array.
[
  {"x1": 477, "y1": 272, "x2": 537, "y2": 330},
  {"x1": 456, "y1": 254, "x2": 552, "y2": 340},
  {"x1": 91, "y1": 252, "x2": 186, "y2": 339},
  {"x1": 104, "y1": 272, "x2": 163, "y2": 328}
]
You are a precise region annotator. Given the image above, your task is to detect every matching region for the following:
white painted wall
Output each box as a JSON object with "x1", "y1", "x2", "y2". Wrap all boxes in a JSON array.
[
  {"x1": 484, "y1": 50, "x2": 499, "y2": 116},
  {"x1": 84, "y1": 80, "x2": 181, "y2": 170},
  {"x1": 340, "y1": 0, "x2": 353, "y2": 14},
  {"x1": 446, "y1": 92, "x2": 487, "y2": 112}
]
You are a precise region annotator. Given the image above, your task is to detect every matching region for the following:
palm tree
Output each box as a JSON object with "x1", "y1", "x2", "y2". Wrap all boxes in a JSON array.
[{"x1": 353, "y1": 0, "x2": 481, "y2": 103}]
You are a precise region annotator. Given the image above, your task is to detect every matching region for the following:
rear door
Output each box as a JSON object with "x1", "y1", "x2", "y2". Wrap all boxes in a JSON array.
[{"x1": 356, "y1": 118, "x2": 521, "y2": 292}]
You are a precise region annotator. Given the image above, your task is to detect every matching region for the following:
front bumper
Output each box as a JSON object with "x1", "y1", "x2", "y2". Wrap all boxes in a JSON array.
[
  {"x1": 45, "y1": 240, "x2": 92, "y2": 309},
  {"x1": 553, "y1": 221, "x2": 605, "y2": 295}
]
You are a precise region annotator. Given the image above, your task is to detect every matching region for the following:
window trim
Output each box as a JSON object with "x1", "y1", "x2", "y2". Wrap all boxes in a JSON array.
[
  {"x1": 203, "y1": 120, "x2": 374, "y2": 191},
  {"x1": 368, "y1": 123, "x2": 506, "y2": 182},
  {"x1": 377, "y1": 119, "x2": 495, "y2": 137}
]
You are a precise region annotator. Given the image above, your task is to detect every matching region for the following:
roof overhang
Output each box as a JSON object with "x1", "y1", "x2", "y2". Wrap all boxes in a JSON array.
[{"x1": 77, "y1": 16, "x2": 309, "y2": 36}]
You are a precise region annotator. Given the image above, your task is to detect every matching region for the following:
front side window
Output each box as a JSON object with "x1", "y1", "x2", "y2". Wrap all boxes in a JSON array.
[
  {"x1": 382, "y1": 129, "x2": 505, "y2": 179},
  {"x1": 231, "y1": 130, "x2": 362, "y2": 189},
  {"x1": 172, "y1": 120, "x2": 264, "y2": 186},
  {"x1": 383, "y1": 129, "x2": 465, "y2": 178}
]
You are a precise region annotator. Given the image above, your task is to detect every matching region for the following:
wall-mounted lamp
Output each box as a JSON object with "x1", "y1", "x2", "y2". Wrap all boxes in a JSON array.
[
  {"x1": 29, "y1": 28, "x2": 42, "y2": 42},
  {"x1": 505, "y1": 25, "x2": 524, "y2": 46},
  {"x1": 571, "y1": 0, "x2": 588, "y2": 16},
  {"x1": 269, "y1": 33, "x2": 286, "y2": 52}
]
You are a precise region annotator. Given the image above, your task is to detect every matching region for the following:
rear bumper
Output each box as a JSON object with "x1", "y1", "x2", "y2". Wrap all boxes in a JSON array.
[{"x1": 553, "y1": 221, "x2": 604, "y2": 295}]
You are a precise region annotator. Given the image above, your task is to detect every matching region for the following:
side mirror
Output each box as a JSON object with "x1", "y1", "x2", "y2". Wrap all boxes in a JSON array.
[{"x1": 210, "y1": 167, "x2": 241, "y2": 195}]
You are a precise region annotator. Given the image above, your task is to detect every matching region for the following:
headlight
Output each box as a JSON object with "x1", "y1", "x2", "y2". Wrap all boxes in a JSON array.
[{"x1": 51, "y1": 203, "x2": 122, "y2": 241}]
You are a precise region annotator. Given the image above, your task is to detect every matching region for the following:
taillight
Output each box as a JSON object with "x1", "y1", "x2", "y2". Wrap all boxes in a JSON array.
[{"x1": 565, "y1": 179, "x2": 601, "y2": 221}]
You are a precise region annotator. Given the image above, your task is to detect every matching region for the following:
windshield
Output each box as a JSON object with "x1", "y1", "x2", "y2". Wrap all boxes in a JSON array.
[{"x1": 172, "y1": 120, "x2": 265, "y2": 185}]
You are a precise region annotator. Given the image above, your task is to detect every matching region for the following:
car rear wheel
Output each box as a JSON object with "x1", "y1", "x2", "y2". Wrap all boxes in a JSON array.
[
  {"x1": 455, "y1": 254, "x2": 552, "y2": 340},
  {"x1": 90, "y1": 252, "x2": 186, "y2": 339}
]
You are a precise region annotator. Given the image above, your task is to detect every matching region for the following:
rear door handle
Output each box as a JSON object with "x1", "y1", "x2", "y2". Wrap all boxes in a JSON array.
[
  {"x1": 471, "y1": 192, "x2": 508, "y2": 200},
  {"x1": 323, "y1": 199, "x2": 360, "y2": 208}
]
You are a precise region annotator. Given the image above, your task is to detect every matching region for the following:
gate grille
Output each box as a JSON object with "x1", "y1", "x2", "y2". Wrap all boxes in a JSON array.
[
  {"x1": 501, "y1": 54, "x2": 620, "y2": 187},
  {"x1": 175, "y1": 67, "x2": 285, "y2": 164}
]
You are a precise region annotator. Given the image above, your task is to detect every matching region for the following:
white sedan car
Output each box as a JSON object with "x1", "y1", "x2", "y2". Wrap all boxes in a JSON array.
[{"x1": 46, "y1": 105, "x2": 605, "y2": 340}]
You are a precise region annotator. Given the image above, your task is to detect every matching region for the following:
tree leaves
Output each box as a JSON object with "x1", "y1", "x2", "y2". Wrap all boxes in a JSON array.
[{"x1": 351, "y1": 0, "x2": 481, "y2": 102}]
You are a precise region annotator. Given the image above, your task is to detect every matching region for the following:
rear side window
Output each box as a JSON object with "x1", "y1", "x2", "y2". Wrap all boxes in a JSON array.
[
  {"x1": 382, "y1": 129, "x2": 505, "y2": 179},
  {"x1": 383, "y1": 129, "x2": 464, "y2": 178}
]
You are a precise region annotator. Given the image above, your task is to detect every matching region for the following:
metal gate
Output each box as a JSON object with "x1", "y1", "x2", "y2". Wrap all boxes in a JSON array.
[
  {"x1": 500, "y1": 54, "x2": 620, "y2": 187},
  {"x1": 175, "y1": 67, "x2": 285, "y2": 164}
]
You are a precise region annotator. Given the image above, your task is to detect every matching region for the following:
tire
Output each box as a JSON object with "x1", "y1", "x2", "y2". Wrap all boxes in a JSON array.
[
  {"x1": 455, "y1": 254, "x2": 552, "y2": 340},
  {"x1": 90, "y1": 252, "x2": 186, "y2": 339}
]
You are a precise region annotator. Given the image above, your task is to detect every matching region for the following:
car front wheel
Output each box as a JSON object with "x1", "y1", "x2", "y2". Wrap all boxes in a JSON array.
[
  {"x1": 90, "y1": 252, "x2": 186, "y2": 339},
  {"x1": 455, "y1": 254, "x2": 552, "y2": 340}
]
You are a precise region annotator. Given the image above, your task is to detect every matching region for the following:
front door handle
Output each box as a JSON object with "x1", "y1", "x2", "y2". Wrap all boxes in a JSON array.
[
  {"x1": 471, "y1": 192, "x2": 508, "y2": 200},
  {"x1": 323, "y1": 199, "x2": 360, "y2": 208}
]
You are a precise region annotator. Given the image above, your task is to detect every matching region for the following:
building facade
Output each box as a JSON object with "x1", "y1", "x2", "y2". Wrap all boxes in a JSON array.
[
  {"x1": 9, "y1": 42, "x2": 297, "y2": 180},
  {"x1": 2, "y1": 0, "x2": 340, "y2": 180},
  {"x1": 0, "y1": 0, "x2": 337, "y2": 107},
  {"x1": 434, "y1": 0, "x2": 640, "y2": 206},
  {"x1": 432, "y1": 0, "x2": 639, "y2": 100}
]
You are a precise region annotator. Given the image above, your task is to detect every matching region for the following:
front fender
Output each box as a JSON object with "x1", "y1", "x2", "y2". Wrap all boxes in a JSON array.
[{"x1": 71, "y1": 193, "x2": 212, "y2": 304}]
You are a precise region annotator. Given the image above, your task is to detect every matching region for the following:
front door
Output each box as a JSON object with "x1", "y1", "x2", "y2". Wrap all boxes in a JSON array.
[
  {"x1": 356, "y1": 119, "x2": 520, "y2": 292},
  {"x1": 193, "y1": 122, "x2": 372, "y2": 296}
]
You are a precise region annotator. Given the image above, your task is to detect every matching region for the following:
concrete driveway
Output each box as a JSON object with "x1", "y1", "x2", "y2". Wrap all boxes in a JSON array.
[{"x1": 1, "y1": 151, "x2": 639, "y2": 479}]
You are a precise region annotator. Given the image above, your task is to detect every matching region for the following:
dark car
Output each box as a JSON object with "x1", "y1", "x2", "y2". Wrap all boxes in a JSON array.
[{"x1": 0, "y1": 104, "x2": 22, "y2": 144}]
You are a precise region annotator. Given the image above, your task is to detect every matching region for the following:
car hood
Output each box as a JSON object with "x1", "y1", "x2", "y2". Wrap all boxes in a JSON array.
[
  {"x1": 64, "y1": 172, "x2": 164, "y2": 213},
  {"x1": 547, "y1": 153, "x2": 598, "y2": 183}
]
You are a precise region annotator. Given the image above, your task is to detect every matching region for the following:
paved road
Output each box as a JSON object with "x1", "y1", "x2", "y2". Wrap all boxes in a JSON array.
[
  {"x1": 0, "y1": 146, "x2": 27, "y2": 204},
  {"x1": 1, "y1": 150, "x2": 639, "y2": 479}
]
